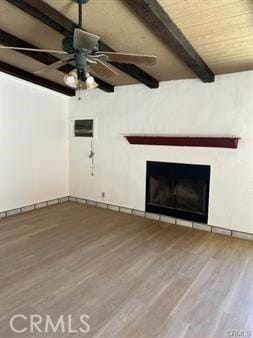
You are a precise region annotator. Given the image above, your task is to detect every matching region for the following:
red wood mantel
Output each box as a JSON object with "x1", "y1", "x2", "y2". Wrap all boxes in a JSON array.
[{"x1": 124, "y1": 136, "x2": 240, "y2": 149}]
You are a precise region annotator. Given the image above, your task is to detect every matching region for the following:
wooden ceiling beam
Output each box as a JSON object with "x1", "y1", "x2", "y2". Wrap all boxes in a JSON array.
[
  {"x1": 6, "y1": 0, "x2": 159, "y2": 88},
  {"x1": 0, "y1": 29, "x2": 114, "y2": 93},
  {"x1": 123, "y1": 0, "x2": 215, "y2": 83},
  {"x1": 0, "y1": 61, "x2": 75, "y2": 96}
]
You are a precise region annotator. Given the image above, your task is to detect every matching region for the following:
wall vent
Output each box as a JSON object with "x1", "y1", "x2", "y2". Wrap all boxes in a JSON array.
[{"x1": 74, "y1": 119, "x2": 93, "y2": 137}]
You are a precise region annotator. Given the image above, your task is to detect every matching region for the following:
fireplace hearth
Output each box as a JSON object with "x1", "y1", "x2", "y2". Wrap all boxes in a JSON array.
[{"x1": 146, "y1": 161, "x2": 210, "y2": 223}]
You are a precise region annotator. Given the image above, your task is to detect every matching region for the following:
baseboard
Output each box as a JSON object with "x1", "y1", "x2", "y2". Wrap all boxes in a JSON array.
[
  {"x1": 0, "y1": 196, "x2": 69, "y2": 219},
  {"x1": 1, "y1": 195, "x2": 252, "y2": 241},
  {"x1": 69, "y1": 196, "x2": 253, "y2": 241}
]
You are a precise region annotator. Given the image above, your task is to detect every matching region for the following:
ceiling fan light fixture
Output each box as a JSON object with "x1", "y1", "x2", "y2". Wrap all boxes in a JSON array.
[
  {"x1": 64, "y1": 70, "x2": 78, "y2": 88},
  {"x1": 84, "y1": 74, "x2": 98, "y2": 90}
]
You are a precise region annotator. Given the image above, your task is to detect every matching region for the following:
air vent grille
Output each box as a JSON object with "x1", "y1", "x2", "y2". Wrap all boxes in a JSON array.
[{"x1": 74, "y1": 119, "x2": 93, "y2": 137}]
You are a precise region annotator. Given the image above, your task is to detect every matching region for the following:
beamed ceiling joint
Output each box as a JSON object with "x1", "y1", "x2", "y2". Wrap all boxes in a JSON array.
[{"x1": 123, "y1": 0, "x2": 215, "y2": 83}]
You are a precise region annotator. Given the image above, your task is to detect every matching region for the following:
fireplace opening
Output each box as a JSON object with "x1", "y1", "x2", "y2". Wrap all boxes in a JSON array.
[{"x1": 146, "y1": 161, "x2": 210, "y2": 223}]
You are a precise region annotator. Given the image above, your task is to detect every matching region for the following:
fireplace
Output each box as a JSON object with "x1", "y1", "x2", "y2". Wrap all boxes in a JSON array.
[{"x1": 146, "y1": 161, "x2": 210, "y2": 223}]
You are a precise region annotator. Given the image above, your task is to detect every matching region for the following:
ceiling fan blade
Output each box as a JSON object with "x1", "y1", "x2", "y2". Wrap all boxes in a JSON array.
[
  {"x1": 88, "y1": 60, "x2": 119, "y2": 78},
  {"x1": 97, "y1": 52, "x2": 157, "y2": 66},
  {"x1": 0, "y1": 45, "x2": 68, "y2": 55},
  {"x1": 34, "y1": 55, "x2": 74, "y2": 74},
  {"x1": 73, "y1": 29, "x2": 100, "y2": 50}
]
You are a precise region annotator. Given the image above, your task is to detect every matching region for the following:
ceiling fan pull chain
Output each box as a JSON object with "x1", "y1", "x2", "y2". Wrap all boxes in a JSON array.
[{"x1": 78, "y1": 81, "x2": 82, "y2": 101}]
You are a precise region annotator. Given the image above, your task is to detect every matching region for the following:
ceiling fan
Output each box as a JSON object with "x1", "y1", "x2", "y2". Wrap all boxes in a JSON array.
[{"x1": 0, "y1": 0, "x2": 158, "y2": 91}]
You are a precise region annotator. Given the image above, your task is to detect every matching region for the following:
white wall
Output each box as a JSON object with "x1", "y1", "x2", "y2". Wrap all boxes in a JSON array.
[
  {"x1": 0, "y1": 73, "x2": 69, "y2": 211},
  {"x1": 69, "y1": 71, "x2": 253, "y2": 234}
]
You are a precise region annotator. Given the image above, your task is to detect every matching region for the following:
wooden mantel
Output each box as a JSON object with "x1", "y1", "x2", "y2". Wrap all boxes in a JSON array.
[{"x1": 124, "y1": 136, "x2": 240, "y2": 149}]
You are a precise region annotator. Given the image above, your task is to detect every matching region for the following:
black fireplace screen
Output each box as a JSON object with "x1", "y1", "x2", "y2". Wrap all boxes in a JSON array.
[{"x1": 146, "y1": 162, "x2": 210, "y2": 223}]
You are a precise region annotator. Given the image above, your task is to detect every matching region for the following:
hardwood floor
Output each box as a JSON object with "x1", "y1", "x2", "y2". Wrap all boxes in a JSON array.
[{"x1": 0, "y1": 202, "x2": 252, "y2": 337}]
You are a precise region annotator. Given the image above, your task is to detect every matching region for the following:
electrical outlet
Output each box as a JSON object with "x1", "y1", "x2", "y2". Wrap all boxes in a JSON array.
[{"x1": 101, "y1": 192, "x2": 105, "y2": 199}]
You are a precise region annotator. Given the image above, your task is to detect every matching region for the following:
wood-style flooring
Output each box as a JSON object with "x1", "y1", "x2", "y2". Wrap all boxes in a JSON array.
[{"x1": 0, "y1": 202, "x2": 252, "y2": 337}]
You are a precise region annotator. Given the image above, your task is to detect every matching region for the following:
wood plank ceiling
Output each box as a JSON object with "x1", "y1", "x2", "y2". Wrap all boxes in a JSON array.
[{"x1": 0, "y1": 0, "x2": 252, "y2": 95}]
